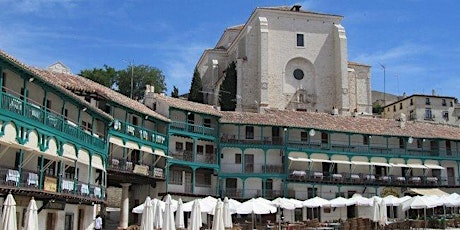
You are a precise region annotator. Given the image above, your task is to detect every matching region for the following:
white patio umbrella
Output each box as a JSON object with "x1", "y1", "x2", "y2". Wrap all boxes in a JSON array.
[
  {"x1": 271, "y1": 197, "x2": 296, "y2": 210},
  {"x1": 163, "y1": 194, "x2": 176, "y2": 230},
  {"x1": 223, "y1": 197, "x2": 233, "y2": 228},
  {"x1": 271, "y1": 197, "x2": 296, "y2": 223},
  {"x1": 189, "y1": 200, "x2": 202, "y2": 230},
  {"x1": 154, "y1": 198, "x2": 163, "y2": 229},
  {"x1": 236, "y1": 198, "x2": 277, "y2": 214},
  {"x1": 212, "y1": 199, "x2": 224, "y2": 230},
  {"x1": 372, "y1": 198, "x2": 380, "y2": 223},
  {"x1": 227, "y1": 198, "x2": 241, "y2": 214},
  {"x1": 289, "y1": 198, "x2": 304, "y2": 208},
  {"x1": 184, "y1": 196, "x2": 217, "y2": 214},
  {"x1": 398, "y1": 196, "x2": 411, "y2": 204},
  {"x1": 401, "y1": 195, "x2": 442, "y2": 228},
  {"x1": 175, "y1": 198, "x2": 185, "y2": 229},
  {"x1": 330, "y1": 197, "x2": 354, "y2": 207},
  {"x1": 303, "y1": 196, "x2": 330, "y2": 221},
  {"x1": 348, "y1": 194, "x2": 372, "y2": 206},
  {"x1": 236, "y1": 198, "x2": 277, "y2": 230},
  {"x1": 329, "y1": 197, "x2": 353, "y2": 221},
  {"x1": 401, "y1": 196, "x2": 442, "y2": 211},
  {"x1": 382, "y1": 195, "x2": 401, "y2": 219},
  {"x1": 382, "y1": 195, "x2": 401, "y2": 206},
  {"x1": 303, "y1": 197, "x2": 330, "y2": 208},
  {"x1": 24, "y1": 197, "x2": 38, "y2": 230},
  {"x1": 379, "y1": 199, "x2": 387, "y2": 226},
  {"x1": 2, "y1": 193, "x2": 17, "y2": 230},
  {"x1": 140, "y1": 197, "x2": 154, "y2": 230},
  {"x1": 133, "y1": 198, "x2": 179, "y2": 214}
]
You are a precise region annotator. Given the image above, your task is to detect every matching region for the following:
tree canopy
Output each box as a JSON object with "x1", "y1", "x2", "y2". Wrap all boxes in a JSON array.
[
  {"x1": 117, "y1": 64, "x2": 166, "y2": 100},
  {"x1": 188, "y1": 67, "x2": 203, "y2": 103},
  {"x1": 78, "y1": 65, "x2": 117, "y2": 88},
  {"x1": 171, "y1": 86, "x2": 179, "y2": 98},
  {"x1": 219, "y1": 62, "x2": 237, "y2": 111},
  {"x1": 79, "y1": 64, "x2": 166, "y2": 100}
]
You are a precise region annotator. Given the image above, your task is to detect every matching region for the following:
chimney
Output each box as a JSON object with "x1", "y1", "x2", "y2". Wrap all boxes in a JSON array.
[
  {"x1": 331, "y1": 106, "x2": 339, "y2": 115},
  {"x1": 398, "y1": 113, "x2": 407, "y2": 128},
  {"x1": 432, "y1": 89, "x2": 436, "y2": 96}
]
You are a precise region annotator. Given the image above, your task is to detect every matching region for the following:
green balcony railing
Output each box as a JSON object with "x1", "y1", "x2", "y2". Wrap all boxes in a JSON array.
[
  {"x1": 170, "y1": 121, "x2": 216, "y2": 137},
  {"x1": 112, "y1": 120, "x2": 167, "y2": 147},
  {"x1": 286, "y1": 139, "x2": 458, "y2": 158},
  {"x1": 1, "y1": 92, "x2": 105, "y2": 150}
]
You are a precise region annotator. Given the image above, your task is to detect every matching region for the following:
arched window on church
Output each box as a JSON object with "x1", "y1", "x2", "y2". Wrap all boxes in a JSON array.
[{"x1": 299, "y1": 94, "x2": 304, "y2": 103}]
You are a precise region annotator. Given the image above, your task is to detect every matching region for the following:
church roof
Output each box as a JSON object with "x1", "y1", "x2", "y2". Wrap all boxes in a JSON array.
[
  {"x1": 258, "y1": 6, "x2": 343, "y2": 18},
  {"x1": 220, "y1": 109, "x2": 460, "y2": 140}
]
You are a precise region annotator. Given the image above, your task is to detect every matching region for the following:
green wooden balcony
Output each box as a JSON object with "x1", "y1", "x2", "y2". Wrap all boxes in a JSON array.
[
  {"x1": 170, "y1": 121, "x2": 216, "y2": 137},
  {"x1": 112, "y1": 120, "x2": 167, "y2": 147},
  {"x1": 287, "y1": 140, "x2": 458, "y2": 159},
  {"x1": 1, "y1": 92, "x2": 105, "y2": 151}
]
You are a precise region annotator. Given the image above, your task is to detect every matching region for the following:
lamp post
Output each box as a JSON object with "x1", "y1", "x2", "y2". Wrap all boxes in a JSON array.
[
  {"x1": 122, "y1": 59, "x2": 134, "y2": 99},
  {"x1": 379, "y1": 63, "x2": 386, "y2": 106}
]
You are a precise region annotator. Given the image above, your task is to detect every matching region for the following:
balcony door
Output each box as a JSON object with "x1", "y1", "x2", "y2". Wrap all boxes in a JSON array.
[
  {"x1": 272, "y1": 127, "x2": 280, "y2": 144},
  {"x1": 226, "y1": 178, "x2": 238, "y2": 197},
  {"x1": 244, "y1": 154, "x2": 254, "y2": 173},
  {"x1": 264, "y1": 179, "x2": 273, "y2": 197},
  {"x1": 447, "y1": 167, "x2": 455, "y2": 185},
  {"x1": 185, "y1": 172, "x2": 192, "y2": 193},
  {"x1": 185, "y1": 142, "x2": 193, "y2": 161}
]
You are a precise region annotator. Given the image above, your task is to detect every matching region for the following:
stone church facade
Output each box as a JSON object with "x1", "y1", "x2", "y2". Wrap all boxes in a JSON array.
[{"x1": 196, "y1": 5, "x2": 372, "y2": 115}]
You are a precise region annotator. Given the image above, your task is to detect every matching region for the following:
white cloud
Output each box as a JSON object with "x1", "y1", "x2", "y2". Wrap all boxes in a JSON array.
[{"x1": 353, "y1": 43, "x2": 429, "y2": 64}]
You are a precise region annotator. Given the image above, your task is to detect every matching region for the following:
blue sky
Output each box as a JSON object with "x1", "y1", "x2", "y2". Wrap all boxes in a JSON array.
[{"x1": 1, "y1": 0, "x2": 459, "y2": 99}]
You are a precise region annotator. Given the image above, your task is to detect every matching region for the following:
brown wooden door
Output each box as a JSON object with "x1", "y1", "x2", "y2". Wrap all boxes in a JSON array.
[
  {"x1": 47, "y1": 212, "x2": 56, "y2": 230},
  {"x1": 447, "y1": 167, "x2": 455, "y2": 185}
]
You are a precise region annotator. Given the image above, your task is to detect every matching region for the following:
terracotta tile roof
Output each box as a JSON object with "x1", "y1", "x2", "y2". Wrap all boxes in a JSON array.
[
  {"x1": 348, "y1": 61, "x2": 370, "y2": 67},
  {"x1": 153, "y1": 94, "x2": 222, "y2": 117},
  {"x1": 227, "y1": 24, "x2": 244, "y2": 31},
  {"x1": 0, "y1": 50, "x2": 112, "y2": 121},
  {"x1": 32, "y1": 68, "x2": 169, "y2": 122},
  {"x1": 220, "y1": 109, "x2": 460, "y2": 140}
]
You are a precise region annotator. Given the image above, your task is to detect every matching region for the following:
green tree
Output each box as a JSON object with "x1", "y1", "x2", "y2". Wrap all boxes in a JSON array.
[
  {"x1": 78, "y1": 65, "x2": 117, "y2": 88},
  {"x1": 171, "y1": 86, "x2": 179, "y2": 98},
  {"x1": 219, "y1": 62, "x2": 237, "y2": 111},
  {"x1": 372, "y1": 102, "x2": 384, "y2": 114},
  {"x1": 188, "y1": 67, "x2": 203, "y2": 103},
  {"x1": 117, "y1": 64, "x2": 166, "y2": 100}
]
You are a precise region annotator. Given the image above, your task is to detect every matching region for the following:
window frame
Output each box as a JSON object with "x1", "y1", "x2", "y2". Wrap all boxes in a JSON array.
[{"x1": 296, "y1": 33, "x2": 305, "y2": 47}]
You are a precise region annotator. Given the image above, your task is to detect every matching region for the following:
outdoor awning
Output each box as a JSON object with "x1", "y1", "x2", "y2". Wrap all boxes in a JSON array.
[
  {"x1": 351, "y1": 161, "x2": 371, "y2": 166},
  {"x1": 91, "y1": 154, "x2": 106, "y2": 171},
  {"x1": 390, "y1": 163, "x2": 408, "y2": 168},
  {"x1": 77, "y1": 150, "x2": 90, "y2": 166},
  {"x1": 140, "y1": 145, "x2": 153, "y2": 154},
  {"x1": 309, "y1": 158, "x2": 332, "y2": 163},
  {"x1": 371, "y1": 162, "x2": 392, "y2": 167},
  {"x1": 405, "y1": 188, "x2": 449, "y2": 196},
  {"x1": 331, "y1": 160, "x2": 352, "y2": 164},
  {"x1": 288, "y1": 156, "x2": 311, "y2": 162},
  {"x1": 406, "y1": 163, "x2": 427, "y2": 169},
  {"x1": 351, "y1": 161, "x2": 391, "y2": 167},
  {"x1": 109, "y1": 136, "x2": 140, "y2": 150},
  {"x1": 154, "y1": 149, "x2": 171, "y2": 158},
  {"x1": 424, "y1": 164, "x2": 445, "y2": 169}
]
